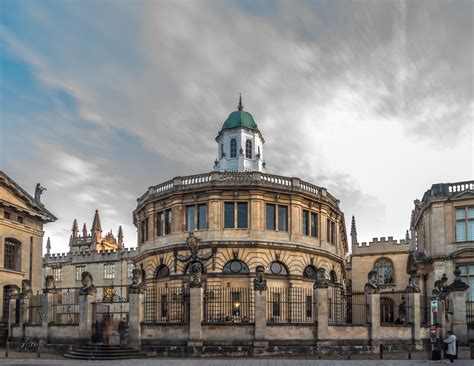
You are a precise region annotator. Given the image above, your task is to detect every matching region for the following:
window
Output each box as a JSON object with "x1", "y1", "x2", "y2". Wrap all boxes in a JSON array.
[
  {"x1": 224, "y1": 202, "x2": 248, "y2": 229},
  {"x1": 327, "y1": 219, "x2": 336, "y2": 244},
  {"x1": 104, "y1": 264, "x2": 115, "y2": 279},
  {"x1": 4, "y1": 238, "x2": 21, "y2": 271},
  {"x1": 223, "y1": 260, "x2": 250, "y2": 274},
  {"x1": 303, "y1": 210, "x2": 309, "y2": 235},
  {"x1": 186, "y1": 206, "x2": 195, "y2": 231},
  {"x1": 456, "y1": 207, "x2": 474, "y2": 242},
  {"x1": 75, "y1": 266, "x2": 86, "y2": 281},
  {"x1": 245, "y1": 140, "x2": 252, "y2": 159},
  {"x1": 266, "y1": 204, "x2": 275, "y2": 230},
  {"x1": 459, "y1": 265, "x2": 474, "y2": 301},
  {"x1": 306, "y1": 295, "x2": 313, "y2": 319},
  {"x1": 156, "y1": 211, "x2": 163, "y2": 236},
  {"x1": 140, "y1": 217, "x2": 148, "y2": 243},
  {"x1": 272, "y1": 293, "x2": 281, "y2": 317},
  {"x1": 198, "y1": 204, "x2": 206, "y2": 230},
  {"x1": 220, "y1": 143, "x2": 224, "y2": 158},
  {"x1": 160, "y1": 294, "x2": 168, "y2": 318},
  {"x1": 230, "y1": 139, "x2": 237, "y2": 158},
  {"x1": 237, "y1": 202, "x2": 248, "y2": 228},
  {"x1": 17, "y1": 216, "x2": 23, "y2": 224},
  {"x1": 52, "y1": 267, "x2": 62, "y2": 282},
  {"x1": 266, "y1": 261, "x2": 289, "y2": 276},
  {"x1": 165, "y1": 209, "x2": 172, "y2": 234},
  {"x1": 374, "y1": 258, "x2": 394, "y2": 285},
  {"x1": 155, "y1": 265, "x2": 170, "y2": 279},
  {"x1": 232, "y1": 292, "x2": 241, "y2": 316},
  {"x1": 330, "y1": 270, "x2": 337, "y2": 284},
  {"x1": 157, "y1": 209, "x2": 172, "y2": 236},
  {"x1": 310, "y1": 213, "x2": 317, "y2": 237},
  {"x1": 303, "y1": 265, "x2": 318, "y2": 279},
  {"x1": 127, "y1": 263, "x2": 134, "y2": 278},
  {"x1": 278, "y1": 206, "x2": 288, "y2": 232},
  {"x1": 4, "y1": 211, "x2": 11, "y2": 220}
]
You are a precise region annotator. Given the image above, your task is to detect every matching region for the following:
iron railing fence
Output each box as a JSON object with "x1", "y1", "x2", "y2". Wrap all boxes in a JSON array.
[
  {"x1": 420, "y1": 295, "x2": 429, "y2": 326},
  {"x1": 380, "y1": 291, "x2": 410, "y2": 325},
  {"x1": 328, "y1": 286, "x2": 368, "y2": 325},
  {"x1": 266, "y1": 287, "x2": 315, "y2": 323},
  {"x1": 467, "y1": 301, "x2": 474, "y2": 329},
  {"x1": 51, "y1": 288, "x2": 80, "y2": 324},
  {"x1": 204, "y1": 286, "x2": 254, "y2": 323},
  {"x1": 144, "y1": 284, "x2": 190, "y2": 324},
  {"x1": 27, "y1": 293, "x2": 43, "y2": 325}
]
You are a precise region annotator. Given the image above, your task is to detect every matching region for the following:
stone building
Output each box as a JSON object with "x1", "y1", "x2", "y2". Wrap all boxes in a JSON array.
[
  {"x1": 0, "y1": 171, "x2": 56, "y2": 337},
  {"x1": 43, "y1": 210, "x2": 136, "y2": 300},
  {"x1": 407, "y1": 181, "x2": 474, "y2": 342}
]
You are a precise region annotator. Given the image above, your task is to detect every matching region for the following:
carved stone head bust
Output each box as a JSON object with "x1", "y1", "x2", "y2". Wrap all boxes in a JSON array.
[
  {"x1": 80, "y1": 271, "x2": 97, "y2": 295},
  {"x1": 44, "y1": 275, "x2": 57, "y2": 293}
]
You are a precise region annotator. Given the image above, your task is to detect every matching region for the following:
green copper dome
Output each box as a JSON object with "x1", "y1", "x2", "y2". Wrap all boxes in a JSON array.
[{"x1": 221, "y1": 95, "x2": 258, "y2": 131}]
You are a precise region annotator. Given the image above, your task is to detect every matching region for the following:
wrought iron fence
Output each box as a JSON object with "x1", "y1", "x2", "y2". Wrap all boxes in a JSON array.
[
  {"x1": 467, "y1": 301, "x2": 474, "y2": 329},
  {"x1": 51, "y1": 288, "x2": 80, "y2": 324},
  {"x1": 380, "y1": 291, "x2": 410, "y2": 325},
  {"x1": 204, "y1": 286, "x2": 254, "y2": 323},
  {"x1": 27, "y1": 293, "x2": 43, "y2": 325},
  {"x1": 266, "y1": 287, "x2": 315, "y2": 323},
  {"x1": 328, "y1": 286, "x2": 368, "y2": 325},
  {"x1": 144, "y1": 284, "x2": 190, "y2": 324}
]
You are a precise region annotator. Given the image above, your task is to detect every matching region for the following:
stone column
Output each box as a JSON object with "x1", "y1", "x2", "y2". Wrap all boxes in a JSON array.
[
  {"x1": 449, "y1": 290, "x2": 468, "y2": 344},
  {"x1": 315, "y1": 287, "x2": 328, "y2": 343},
  {"x1": 407, "y1": 292, "x2": 421, "y2": 348},
  {"x1": 253, "y1": 290, "x2": 267, "y2": 352},
  {"x1": 78, "y1": 294, "x2": 94, "y2": 342},
  {"x1": 19, "y1": 296, "x2": 30, "y2": 339},
  {"x1": 8, "y1": 296, "x2": 18, "y2": 340},
  {"x1": 42, "y1": 293, "x2": 54, "y2": 327},
  {"x1": 128, "y1": 292, "x2": 144, "y2": 349},
  {"x1": 188, "y1": 287, "x2": 203, "y2": 350},
  {"x1": 367, "y1": 293, "x2": 380, "y2": 348}
]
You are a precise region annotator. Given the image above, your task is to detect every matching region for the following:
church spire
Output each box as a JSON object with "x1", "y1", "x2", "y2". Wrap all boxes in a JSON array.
[
  {"x1": 82, "y1": 223, "x2": 88, "y2": 238},
  {"x1": 117, "y1": 225, "x2": 124, "y2": 247},
  {"x1": 46, "y1": 237, "x2": 51, "y2": 256},
  {"x1": 92, "y1": 209, "x2": 102, "y2": 232},
  {"x1": 350, "y1": 215, "x2": 358, "y2": 247},
  {"x1": 71, "y1": 219, "x2": 79, "y2": 238},
  {"x1": 238, "y1": 93, "x2": 243, "y2": 111}
]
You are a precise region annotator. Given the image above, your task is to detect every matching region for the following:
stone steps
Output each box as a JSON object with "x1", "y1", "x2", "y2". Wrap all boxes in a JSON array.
[{"x1": 64, "y1": 343, "x2": 150, "y2": 360}]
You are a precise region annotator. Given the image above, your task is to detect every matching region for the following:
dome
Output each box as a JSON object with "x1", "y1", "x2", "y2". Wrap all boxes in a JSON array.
[{"x1": 221, "y1": 96, "x2": 258, "y2": 131}]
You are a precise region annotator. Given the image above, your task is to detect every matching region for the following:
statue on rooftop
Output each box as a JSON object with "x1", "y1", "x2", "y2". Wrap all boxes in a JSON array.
[{"x1": 35, "y1": 183, "x2": 47, "y2": 202}]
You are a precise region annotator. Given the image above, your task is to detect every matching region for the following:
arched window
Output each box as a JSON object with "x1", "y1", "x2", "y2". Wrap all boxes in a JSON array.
[
  {"x1": 266, "y1": 261, "x2": 289, "y2": 276},
  {"x1": 230, "y1": 139, "x2": 237, "y2": 158},
  {"x1": 373, "y1": 258, "x2": 394, "y2": 285},
  {"x1": 155, "y1": 265, "x2": 170, "y2": 279},
  {"x1": 330, "y1": 270, "x2": 337, "y2": 284},
  {"x1": 4, "y1": 238, "x2": 21, "y2": 271},
  {"x1": 223, "y1": 260, "x2": 250, "y2": 274},
  {"x1": 245, "y1": 140, "x2": 252, "y2": 159},
  {"x1": 303, "y1": 265, "x2": 318, "y2": 279}
]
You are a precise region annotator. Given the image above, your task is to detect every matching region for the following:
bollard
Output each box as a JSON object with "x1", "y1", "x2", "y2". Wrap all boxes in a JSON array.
[{"x1": 379, "y1": 344, "x2": 383, "y2": 359}]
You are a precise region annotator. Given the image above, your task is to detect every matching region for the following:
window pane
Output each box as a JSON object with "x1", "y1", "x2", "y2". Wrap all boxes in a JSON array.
[
  {"x1": 224, "y1": 202, "x2": 235, "y2": 228},
  {"x1": 266, "y1": 204, "x2": 275, "y2": 230},
  {"x1": 230, "y1": 139, "x2": 237, "y2": 158},
  {"x1": 456, "y1": 221, "x2": 466, "y2": 242},
  {"x1": 187, "y1": 206, "x2": 195, "y2": 231},
  {"x1": 165, "y1": 210, "x2": 172, "y2": 234},
  {"x1": 303, "y1": 210, "x2": 309, "y2": 235},
  {"x1": 237, "y1": 202, "x2": 248, "y2": 228},
  {"x1": 456, "y1": 208, "x2": 466, "y2": 219},
  {"x1": 468, "y1": 207, "x2": 474, "y2": 218},
  {"x1": 468, "y1": 220, "x2": 474, "y2": 241},
  {"x1": 198, "y1": 204, "x2": 206, "y2": 230},
  {"x1": 310, "y1": 213, "x2": 317, "y2": 237},
  {"x1": 156, "y1": 212, "x2": 163, "y2": 236},
  {"x1": 278, "y1": 206, "x2": 288, "y2": 231},
  {"x1": 245, "y1": 140, "x2": 252, "y2": 159}
]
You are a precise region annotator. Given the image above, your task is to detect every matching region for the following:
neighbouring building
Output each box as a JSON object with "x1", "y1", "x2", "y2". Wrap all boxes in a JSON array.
[{"x1": 0, "y1": 171, "x2": 56, "y2": 337}]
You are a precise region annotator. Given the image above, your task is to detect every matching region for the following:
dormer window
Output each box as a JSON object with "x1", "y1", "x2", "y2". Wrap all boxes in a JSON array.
[
  {"x1": 230, "y1": 139, "x2": 237, "y2": 158},
  {"x1": 245, "y1": 140, "x2": 252, "y2": 159}
]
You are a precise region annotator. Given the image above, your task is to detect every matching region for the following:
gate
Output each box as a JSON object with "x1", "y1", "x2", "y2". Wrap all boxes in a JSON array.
[{"x1": 92, "y1": 285, "x2": 129, "y2": 344}]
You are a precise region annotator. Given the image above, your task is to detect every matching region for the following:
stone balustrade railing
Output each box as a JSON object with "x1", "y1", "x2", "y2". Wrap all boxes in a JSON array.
[{"x1": 137, "y1": 171, "x2": 339, "y2": 207}]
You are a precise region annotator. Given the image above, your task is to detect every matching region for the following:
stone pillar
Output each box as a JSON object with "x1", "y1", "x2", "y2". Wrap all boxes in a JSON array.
[
  {"x1": 188, "y1": 287, "x2": 203, "y2": 349},
  {"x1": 8, "y1": 296, "x2": 18, "y2": 340},
  {"x1": 128, "y1": 292, "x2": 144, "y2": 349},
  {"x1": 78, "y1": 294, "x2": 94, "y2": 342},
  {"x1": 449, "y1": 290, "x2": 468, "y2": 344},
  {"x1": 367, "y1": 293, "x2": 380, "y2": 348},
  {"x1": 253, "y1": 290, "x2": 267, "y2": 353},
  {"x1": 315, "y1": 287, "x2": 328, "y2": 342},
  {"x1": 407, "y1": 292, "x2": 421, "y2": 348},
  {"x1": 42, "y1": 293, "x2": 54, "y2": 327},
  {"x1": 19, "y1": 296, "x2": 30, "y2": 337}
]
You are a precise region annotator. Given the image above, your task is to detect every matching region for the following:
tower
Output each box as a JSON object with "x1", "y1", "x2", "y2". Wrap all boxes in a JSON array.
[
  {"x1": 350, "y1": 215, "x2": 358, "y2": 247},
  {"x1": 46, "y1": 237, "x2": 51, "y2": 256},
  {"x1": 71, "y1": 219, "x2": 79, "y2": 238},
  {"x1": 118, "y1": 225, "x2": 124, "y2": 247},
  {"x1": 91, "y1": 209, "x2": 102, "y2": 248},
  {"x1": 214, "y1": 95, "x2": 266, "y2": 172}
]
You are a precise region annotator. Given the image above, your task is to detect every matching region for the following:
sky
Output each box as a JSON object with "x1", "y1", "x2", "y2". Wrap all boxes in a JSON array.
[{"x1": 1, "y1": 0, "x2": 472, "y2": 254}]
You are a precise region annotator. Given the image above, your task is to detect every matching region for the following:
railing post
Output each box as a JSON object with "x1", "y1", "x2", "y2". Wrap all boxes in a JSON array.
[
  {"x1": 253, "y1": 289, "x2": 267, "y2": 353},
  {"x1": 128, "y1": 291, "x2": 144, "y2": 349},
  {"x1": 449, "y1": 290, "x2": 469, "y2": 344},
  {"x1": 78, "y1": 294, "x2": 94, "y2": 342},
  {"x1": 407, "y1": 292, "x2": 421, "y2": 349},
  {"x1": 315, "y1": 286, "x2": 329, "y2": 344},
  {"x1": 19, "y1": 294, "x2": 30, "y2": 339},
  {"x1": 367, "y1": 293, "x2": 380, "y2": 349},
  {"x1": 187, "y1": 287, "x2": 203, "y2": 352},
  {"x1": 8, "y1": 287, "x2": 19, "y2": 341}
]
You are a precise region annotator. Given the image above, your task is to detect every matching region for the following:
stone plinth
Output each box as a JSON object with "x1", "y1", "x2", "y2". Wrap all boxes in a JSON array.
[
  {"x1": 315, "y1": 287, "x2": 328, "y2": 342},
  {"x1": 407, "y1": 292, "x2": 421, "y2": 348},
  {"x1": 78, "y1": 294, "x2": 94, "y2": 342},
  {"x1": 128, "y1": 292, "x2": 144, "y2": 348},
  {"x1": 253, "y1": 290, "x2": 267, "y2": 353},
  {"x1": 367, "y1": 293, "x2": 380, "y2": 347},
  {"x1": 188, "y1": 287, "x2": 203, "y2": 347},
  {"x1": 449, "y1": 291, "x2": 468, "y2": 344}
]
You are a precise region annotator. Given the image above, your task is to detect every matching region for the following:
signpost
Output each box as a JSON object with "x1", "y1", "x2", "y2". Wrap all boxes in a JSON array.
[{"x1": 430, "y1": 299, "x2": 441, "y2": 360}]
